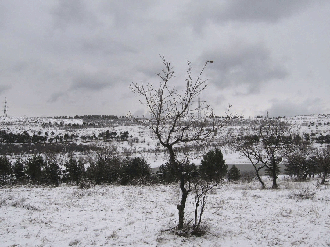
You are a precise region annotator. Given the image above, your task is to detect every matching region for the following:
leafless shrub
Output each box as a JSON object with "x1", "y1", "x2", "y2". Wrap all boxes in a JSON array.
[
  {"x1": 78, "y1": 179, "x2": 92, "y2": 189},
  {"x1": 289, "y1": 188, "x2": 316, "y2": 200},
  {"x1": 240, "y1": 171, "x2": 256, "y2": 183},
  {"x1": 11, "y1": 197, "x2": 39, "y2": 210}
]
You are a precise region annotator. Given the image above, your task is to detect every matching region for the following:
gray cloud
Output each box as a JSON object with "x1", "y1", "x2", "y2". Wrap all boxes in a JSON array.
[
  {"x1": 100, "y1": 1, "x2": 156, "y2": 28},
  {"x1": 185, "y1": 0, "x2": 319, "y2": 32},
  {"x1": 51, "y1": 0, "x2": 98, "y2": 29},
  {"x1": 70, "y1": 73, "x2": 115, "y2": 91},
  {"x1": 48, "y1": 92, "x2": 66, "y2": 103},
  {"x1": 200, "y1": 43, "x2": 288, "y2": 93},
  {"x1": 0, "y1": 1, "x2": 329, "y2": 117},
  {"x1": 0, "y1": 85, "x2": 11, "y2": 95},
  {"x1": 80, "y1": 38, "x2": 136, "y2": 56},
  {"x1": 0, "y1": 1, "x2": 7, "y2": 29},
  {"x1": 266, "y1": 98, "x2": 324, "y2": 117}
]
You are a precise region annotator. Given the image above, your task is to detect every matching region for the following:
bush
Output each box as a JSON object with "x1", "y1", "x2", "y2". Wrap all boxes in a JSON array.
[
  {"x1": 240, "y1": 171, "x2": 255, "y2": 183},
  {"x1": 13, "y1": 159, "x2": 25, "y2": 181},
  {"x1": 79, "y1": 179, "x2": 92, "y2": 189},
  {"x1": 44, "y1": 160, "x2": 61, "y2": 186},
  {"x1": 285, "y1": 154, "x2": 317, "y2": 180},
  {"x1": 24, "y1": 155, "x2": 61, "y2": 185},
  {"x1": 0, "y1": 156, "x2": 12, "y2": 185},
  {"x1": 64, "y1": 157, "x2": 85, "y2": 185},
  {"x1": 120, "y1": 157, "x2": 151, "y2": 185},
  {"x1": 289, "y1": 188, "x2": 316, "y2": 200},
  {"x1": 227, "y1": 165, "x2": 241, "y2": 182},
  {"x1": 25, "y1": 155, "x2": 45, "y2": 184},
  {"x1": 158, "y1": 162, "x2": 179, "y2": 183},
  {"x1": 200, "y1": 148, "x2": 227, "y2": 183},
  {"x1": 314, "y1": 149, "x2": 330, "y2": 184},
  {"x1": 158, "y1": 160, "x2": 198, "y2": 184},
  {"x1": 87, "y1": 154, "x2": 123, "y2": 184}
]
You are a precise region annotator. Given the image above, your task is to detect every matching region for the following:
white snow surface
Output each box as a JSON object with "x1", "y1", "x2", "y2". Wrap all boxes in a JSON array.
[{"x1": 1, "y1": 177, "x2": 330, "y2": 246}]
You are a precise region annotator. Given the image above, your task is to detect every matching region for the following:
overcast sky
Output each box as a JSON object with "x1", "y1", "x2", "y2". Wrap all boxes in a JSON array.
[{"x1": 1, "y1": 0, "x2": 329, "y2": 118}]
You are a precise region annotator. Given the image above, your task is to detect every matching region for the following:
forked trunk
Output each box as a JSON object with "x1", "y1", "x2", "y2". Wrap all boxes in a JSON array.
[
  {"x1": 177, "y1": 174, "x2": 189, "y2": 230},
  {"x1": 166, "y1": 145, "x2": 190, "y2": 230}
]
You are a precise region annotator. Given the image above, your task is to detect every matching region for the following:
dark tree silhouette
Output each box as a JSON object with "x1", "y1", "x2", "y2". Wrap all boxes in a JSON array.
[
  {"x1": 0, "y1": 156, "x2": 12, "y2": 184},
  {"x1": 227, "y1": 165, "x2": 241, "y2": 182},
  {"x1": 200, "y1": 148, "x2": 227, "y2": 183}
]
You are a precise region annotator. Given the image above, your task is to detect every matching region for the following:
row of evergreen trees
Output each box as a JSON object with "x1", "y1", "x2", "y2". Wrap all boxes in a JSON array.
[
  {"x1": 0, "y1": 154, "x2": 152, "y2": 186},
  {"x1": 0, "y1": 148, "x2": 242, "y2": 186}
]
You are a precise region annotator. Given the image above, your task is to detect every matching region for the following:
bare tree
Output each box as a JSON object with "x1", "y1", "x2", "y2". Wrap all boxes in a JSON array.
[
  {"x1": 233, "y1": 134, "x2": 266, "y2": 189},
  {"x1": 233, "y1": 119, "x2": 292, "y2": 189},
  {"x1": 131, "y1": 56, "x2": 214, "y2": 230},
  {"x1": 191, "y1": 179, "x2": 217, "y2": 235},
  {"x1": 260, "y1": 120, "x2": 294, "y2": 189}
]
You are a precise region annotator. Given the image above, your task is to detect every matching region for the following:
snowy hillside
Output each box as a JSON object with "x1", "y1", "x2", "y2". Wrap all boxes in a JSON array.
[{"x1": 1, "y1": 114, "x2": 330, "y2": 167}]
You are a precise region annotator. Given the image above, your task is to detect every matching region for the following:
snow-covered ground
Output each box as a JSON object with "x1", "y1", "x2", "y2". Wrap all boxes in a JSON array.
[{"x1": 1, "y1": 177, "x2": 329, "y2": 246}]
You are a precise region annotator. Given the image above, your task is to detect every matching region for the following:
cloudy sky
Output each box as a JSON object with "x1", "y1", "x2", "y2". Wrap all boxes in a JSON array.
[{"x1": 0, "y1": 0, "x2": 329, "y2": 118}]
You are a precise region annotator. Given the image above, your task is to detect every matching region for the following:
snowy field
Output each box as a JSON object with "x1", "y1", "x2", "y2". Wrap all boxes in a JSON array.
[{"x1": 1, "y1": 177, "x2": 329, "y2": 246}]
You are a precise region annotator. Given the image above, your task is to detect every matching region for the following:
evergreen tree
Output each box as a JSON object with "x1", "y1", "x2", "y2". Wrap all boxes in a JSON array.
[
  {"x1": 227, "y1": 165, "x2": 241, "y2": 182},
  {"x1": 13, "y1": 158, "x2": 25, "y2": 181},
  {"x1": 159, "y1": 160, "x2": 198, "y2": 184},
  {"x1": 44, "y1": 161, "x2": 61, "y2": 186},
  {"x1": 26, "y1": 155, "x2": 44, "y2": 184},
  {"x1": 285, "y1": 153, "x2": 316, "y2": 180},
  {"x1": 64, "y1": 157, "x2": 85, "y2": 185},
  {"x1": 87, "y1": 154, "x2": 121, "y2": 184},
  {"x1": 120, "y1": 157, "x2": 151, "y2": 185},
  {"x1": 0, "y1": 156, "x2": 12, "y2": 184},
  {"x1": 200, "y1": 148, "x2": 227, "y2": 183},
  {"x1": 314, "y1": 148, "x2": 330, "y2": 184}
]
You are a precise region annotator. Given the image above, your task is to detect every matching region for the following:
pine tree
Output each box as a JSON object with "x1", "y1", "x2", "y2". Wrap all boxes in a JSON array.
[
  {"x1": 227, "y1": 165, "x2": 241, "y2": 182},
  {"x1": 200, "y1": 148, "x2": 227, "y2": 183},
  {"x1": 13, "y1": 158, "x2": 25, "y2": 181},
  {"x1": 0, "y1": 156, "x2": 12, "y2": 184},
  {"x1": 26, "y1": 155, "x2": 44, "y2": 184}
]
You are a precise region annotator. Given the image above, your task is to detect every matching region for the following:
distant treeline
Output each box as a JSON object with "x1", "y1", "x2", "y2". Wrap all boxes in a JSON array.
[
  {"x1": 75, "y1": 115, "x2": 119, "y2": 120},
  {"x1": 54, "y1": 115, "x2": 119, "y2": 120},
  {"x1": 0, "y1": 143, "x2": 102, "y2": 156}
]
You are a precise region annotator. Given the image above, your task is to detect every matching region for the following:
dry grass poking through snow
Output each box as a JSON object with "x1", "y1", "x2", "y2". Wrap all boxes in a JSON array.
[{"x1": 0, "y1": 177, "x2": 330, "y2": 246}]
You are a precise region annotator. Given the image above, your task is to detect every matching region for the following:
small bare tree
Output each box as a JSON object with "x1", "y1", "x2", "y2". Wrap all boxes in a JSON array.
[
  {"x1": 233, "y1": 119, "x2": 292, "y2": 189},
  {"x1": 131, "y1": 56, "x2": 214, "y2": 230},
  {"x1": 191, "y1": 179, "x2": 217, "y2": 235},
  {"x1": 233, "y1": 134, "x2": 266, "y2": 189}
]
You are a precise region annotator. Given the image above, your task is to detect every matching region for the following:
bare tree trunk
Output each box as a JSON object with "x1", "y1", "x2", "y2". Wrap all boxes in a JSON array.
[
  {"x1": 271, "y1": 159, "x2": 278, "y2": 189},
  {"x1": 253, "y1": 164, "x2": 266, "y2": 189},
  {"x1": 272, "y1": 173, "x2": 278, "y2": 189},
  {"x1": 195, "y1": 195, "x2": 206, "y2": 230},
  {"x1": 166, "y1": 145, "x2": 190, "y2": 230},
  {"x1": 167, "y1": 145, "x2": 177, "y2": 169},
  {"x1": 177, "y1": 173, "x2": 189, "y2": 230},
  {"x1": 321, "y1": 171, "x2": 327, "y2": 185}
]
